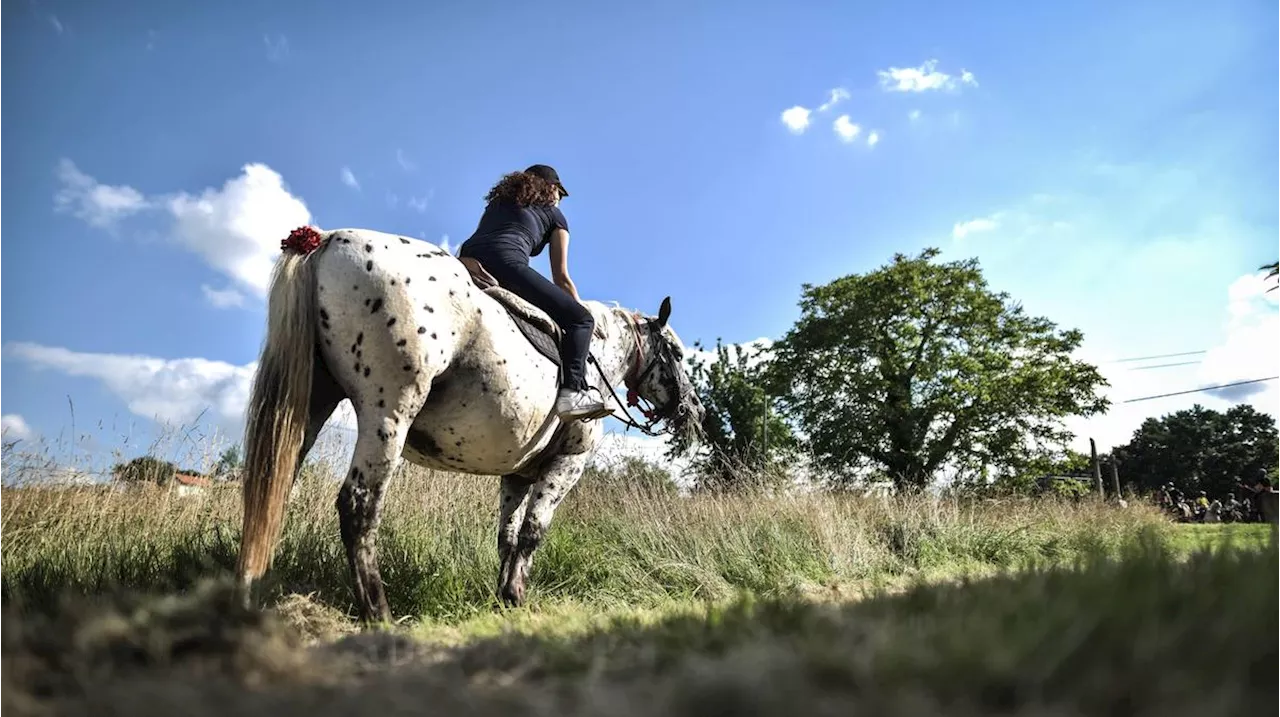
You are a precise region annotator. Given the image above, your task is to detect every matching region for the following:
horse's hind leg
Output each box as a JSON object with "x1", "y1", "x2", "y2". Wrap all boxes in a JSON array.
[
  {"x1": 337, "y1": 395, "x2": 423, "y2": 624},
  {"x1": 295, "y1": 357, "x2": 345, "y2": 488}
]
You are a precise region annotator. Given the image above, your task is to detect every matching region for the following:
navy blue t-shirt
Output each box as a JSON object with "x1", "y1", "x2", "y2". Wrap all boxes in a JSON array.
[{"x1": 461, "y1": 200, "x2": 569, "y2": 261}]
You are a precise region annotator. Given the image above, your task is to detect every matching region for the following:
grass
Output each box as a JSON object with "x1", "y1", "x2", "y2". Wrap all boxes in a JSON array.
[
  {"x1": 2, "y1": 462, "x2": 1182, "y2": 621},
  {"x1": 2, "y1": 458, "x2": 1274, "y2": 715},
  {"x1": 3, "y1": 533, "x2": 1273, "y2": 716}
]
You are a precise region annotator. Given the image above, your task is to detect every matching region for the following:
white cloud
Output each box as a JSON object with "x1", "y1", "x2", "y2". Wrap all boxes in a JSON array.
[
  {"x1": 4, "y1": 342, "x2": 359, "y2": 434},
  {"x1": 833, "y1": 115, "x2": 861, "y2": 142},
  {"x1": 55, "y1": 160, "x2": 312, "y2": 299},
  {"x1": 201, "y1": 284, "x2": 247, "y2": 309},
  {"x1": 817, "y1": 87, "x2": 851, "y2": 112},
  {"x1": 1197, "y1": 272, "x2": 1280, "y2": 404},
  {"x1": 877, "y1": 59, "x2": 978, "y2": 93},
  {"x1": 2, "y1": 415, "x2": 35, "y2": 442},
  {"x1": 54, "y1": 159, "x2": 149, "y2": 229},
  {"x1": 407, "y1": 189, "x2": 433, "y2": 213},
  {"x1": 952, "y1": 215, "x2": 1001, "y2": 240},
  {"x1": 264, "y1": 34, "x2": 289, "y2": 62},
  {"x1": 908, "y1": 109, "x2": 922, "y2": 122},
  {"x1": 340, "y1": 167, "x2": 360, "y2": 190},
  {"x1": 7, "y1": 342, "x2": 255, "y2": 428},
  {"x1": 866, "y1": 131, "x2": 881, "y2": 147},
  {"x1": 781, "y1": 106, "x2": 812, "y2": 134},
  {"x1": 165, "y1": 164, "x2": 312, "y2": 297},
  {"x1": 396, "y1": 149, "x2": 417, "y2": 172},
  {"x1": 1062, "y1": 271, "x2": 1279, "y2": 454},
  {"x1": 49, "y1": 15, "x2": 63, "y2": 35}
]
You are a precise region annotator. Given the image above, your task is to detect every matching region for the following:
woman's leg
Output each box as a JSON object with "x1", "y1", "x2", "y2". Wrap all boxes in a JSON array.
[{"x1": 494, "y1": 262, "x2": 595, "y2": 391}]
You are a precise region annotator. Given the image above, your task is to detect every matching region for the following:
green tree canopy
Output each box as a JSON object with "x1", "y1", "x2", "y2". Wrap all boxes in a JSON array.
[
  {"x1": 666, "y1": 338, "x2": 800, "y2": 490},
  {"x1": 1113, "y1": 403, "x2": 1278, "y2": 497},
  {"x1": 767, "y1": 248, "x2": 1109, "y2": 491},
  {"x1": 111, "y1": 455, "x2": 178, "y2": 485},
  {"x1": 1262, "y1": 260, "x2": 1278, "y2": 292}
]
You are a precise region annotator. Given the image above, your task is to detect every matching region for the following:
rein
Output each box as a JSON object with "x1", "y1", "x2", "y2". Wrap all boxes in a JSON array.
[{"x1": 588, "y1": 311, "x2": 668, "y2": 436}]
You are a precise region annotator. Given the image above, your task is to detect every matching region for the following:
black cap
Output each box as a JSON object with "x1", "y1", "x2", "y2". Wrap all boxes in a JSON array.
[{"x1": 524, "y1": 164, "x2": 568, "y2": 197}]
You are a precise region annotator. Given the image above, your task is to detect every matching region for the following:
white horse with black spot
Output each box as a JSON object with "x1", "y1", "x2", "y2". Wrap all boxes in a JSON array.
[{"x1": 235, "y1": 226, "x2": 704, "y2": 624}]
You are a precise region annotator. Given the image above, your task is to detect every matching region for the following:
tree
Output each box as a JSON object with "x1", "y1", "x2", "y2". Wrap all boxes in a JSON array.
[
  {"x1": 1112, "y1": 403, "x2": 1278, "y2": 497},
  {"x1": 111, "y1": 455, "x2": 178, "y2": 486},
  {"x1": 665, "y1": 338, "x2": 800, "y2": 490},
  {"x1": 767, "y1": 248, "x2": 1109, "y2": 492},
  {"x1": 213, "y1": 444, "x2": 243, "y2": 480}
]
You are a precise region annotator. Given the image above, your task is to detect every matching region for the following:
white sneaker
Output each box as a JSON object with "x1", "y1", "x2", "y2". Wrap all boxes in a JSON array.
[{"x1": 554, "y1": 387, "x2": 611, "y2": 421}]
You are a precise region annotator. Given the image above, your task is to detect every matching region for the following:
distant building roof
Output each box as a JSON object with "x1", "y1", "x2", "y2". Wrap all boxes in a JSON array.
[{"x1": 173, "y1": 473, "x2": 211, "y2": 489}]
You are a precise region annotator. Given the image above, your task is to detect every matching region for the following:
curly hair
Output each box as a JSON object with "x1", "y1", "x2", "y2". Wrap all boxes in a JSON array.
[{"x1": 484, "y1": 171, "x2": 561, "y2": 207}]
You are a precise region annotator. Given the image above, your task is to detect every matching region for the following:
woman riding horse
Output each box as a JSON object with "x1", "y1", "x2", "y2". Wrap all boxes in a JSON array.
[{"x1": 458, "y1": 164, "x2": 610, "y2": 421}]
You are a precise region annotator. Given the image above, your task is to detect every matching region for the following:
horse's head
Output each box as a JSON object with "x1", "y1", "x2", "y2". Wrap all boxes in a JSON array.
[{"x1": 621, "y1": 297, "x2": 705, "y2": 445}]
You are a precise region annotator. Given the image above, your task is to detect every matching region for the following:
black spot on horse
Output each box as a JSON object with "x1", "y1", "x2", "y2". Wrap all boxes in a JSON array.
[
  {"x1": 418, "y1": 327, "x2": 426, "y2": 334},
  {"x1": 364, "y1": 298, "x2": 371, "y2": 307},
  {"x1": 403, "y1": 365, "x2": 412, "y2": 372},
  {"x1": 353, "y1": 361, "x2": 360, "y2": 373},
  {"x1": 378, "y1": 399, "x2": 385, "y2": 408},
  {"x1": 366, "y1": 260, "x2": 374, "y2": 272},
  {"x1": 320, "y1": 309, "x2": 330, "y2": 321},
  {"x1": 429, "y1": 276, "x2": 437, "y2": 282},
  {"x1": 396, "y1": 339, "x2": 407, "y2": 347},
  {"x1": 431, "y1": 332, "x2": 438, "y2": 339},
  {"x1": 407, "y1": 426, "x2": 443, "y2": 457},
  {"x1": 365, "y1": 244, "x2": 373, "y2": 252},
  {"x1": 400, "y1": 237, "x2": 411, "y2": 245},
  {"x1": 370, "y1": 299, "x2": 383, "y2": 314},
  {"x1": 357, "y1": 332, "x2": 364, "y2": 345},
  {"x1": 357, "y1": 350, "x2": 362, "y2": 359},
  {"x1": 405, "y1": 277, "x2": 411, "y2": 285},
  {"x1": 387, "y1": 317, "x2": 397, "y2": 327},
  {"x1": 390, "y1": 280, "x2": 397, "y2": 286},
  {"x1": 339, "y1": 237, "x2": 350, "y2": 244},
  {"x1": 425, "y1": 305, "x2": 434, "y2": 313},
  {"x1": 363, "y1": 366, "x2": 371, "y2": 378}
]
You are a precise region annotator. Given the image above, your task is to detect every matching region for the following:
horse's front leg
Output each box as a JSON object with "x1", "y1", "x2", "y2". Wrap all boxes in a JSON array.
[
  {"x1": 496, "y1": 474, "x2": 534, "y2": 605},
  {"x1": 497, "y1": 450, "x2": 592, "y2": 607}
]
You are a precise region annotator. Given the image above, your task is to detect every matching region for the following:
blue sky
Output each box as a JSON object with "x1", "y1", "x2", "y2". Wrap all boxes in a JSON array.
[{"x1": 3, "y1": 0, "x2": 1277, "y2": 476}]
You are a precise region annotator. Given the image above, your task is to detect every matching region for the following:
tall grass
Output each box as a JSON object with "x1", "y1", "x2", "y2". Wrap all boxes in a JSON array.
[{"x1": 1, "y1": 456, "x2": 1178, "y2": 621}]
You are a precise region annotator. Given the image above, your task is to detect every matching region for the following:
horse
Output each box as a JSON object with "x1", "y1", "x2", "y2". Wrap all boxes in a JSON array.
[{"x1": 234, "y1": 226, "x2": 705, "y2": 624}]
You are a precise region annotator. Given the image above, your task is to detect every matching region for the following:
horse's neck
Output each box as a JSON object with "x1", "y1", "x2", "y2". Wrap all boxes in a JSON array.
[{"x1": 593, "y1": 306, "x2": 644, "y2": 388}]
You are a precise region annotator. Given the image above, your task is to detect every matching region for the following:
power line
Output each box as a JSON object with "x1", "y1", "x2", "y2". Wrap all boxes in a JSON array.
[
  {"x1": 1121, "y1": 376, "x2": 1279, "y2": 404},
  {"x1": 1128, "y1": 360, "x2": 1201, "y2": 371},
  {"x1": 1108, "y1": 350, "x2": 1207, "y2": 364}
]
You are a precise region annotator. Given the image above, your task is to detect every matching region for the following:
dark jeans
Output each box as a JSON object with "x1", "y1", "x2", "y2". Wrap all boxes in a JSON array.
[{"x1": 461, "y1": 246, "x2": 594, "y2": 391}]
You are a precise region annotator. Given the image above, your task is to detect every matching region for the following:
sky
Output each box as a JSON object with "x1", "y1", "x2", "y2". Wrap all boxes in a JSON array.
[{"x1": 2, "y1": 0, "x2": 1277, "y2": 481}]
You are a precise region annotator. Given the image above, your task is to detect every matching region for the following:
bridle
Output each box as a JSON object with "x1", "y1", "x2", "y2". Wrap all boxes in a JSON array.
[{"x1": 589, "y1": 311, "x2": 683, "y2": 437}]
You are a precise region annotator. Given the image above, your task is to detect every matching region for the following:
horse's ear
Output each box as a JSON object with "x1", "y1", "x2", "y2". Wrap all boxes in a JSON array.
[{"x1": 657, "y1": 296, "x2": 672, "y2": 327}]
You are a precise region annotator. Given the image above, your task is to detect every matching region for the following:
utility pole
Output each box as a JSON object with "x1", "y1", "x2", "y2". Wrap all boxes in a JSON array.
[
  {"x1": 1110, "y1": 456, "x2": 1122, "y2": 502},
  {"x1": 1090, "y1": 438, "x2": 1104, "y2": 496}
]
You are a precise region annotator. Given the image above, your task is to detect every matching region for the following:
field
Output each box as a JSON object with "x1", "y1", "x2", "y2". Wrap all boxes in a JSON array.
[{"x1": 2, "y1": 460, "x2": 1276, "y2": 716}]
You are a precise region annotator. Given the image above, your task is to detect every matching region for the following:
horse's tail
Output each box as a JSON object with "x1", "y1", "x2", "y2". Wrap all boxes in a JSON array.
[{"x1": 236, "y1": 226, "x2": 330, "y2": 588}]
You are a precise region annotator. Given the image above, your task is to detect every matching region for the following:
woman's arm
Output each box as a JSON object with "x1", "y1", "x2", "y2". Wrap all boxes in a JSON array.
[{"x1": 548, "y1": 228, "x2": 581, "y2": 302}]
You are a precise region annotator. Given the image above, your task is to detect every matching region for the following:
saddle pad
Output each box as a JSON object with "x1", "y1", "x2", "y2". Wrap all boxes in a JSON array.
[
  {"x1": 504, "y1": 307, "x2": 560, "y2": 366},
  {"x1": 486, "y1": 288, "x2": 562, "y2": 369}
]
